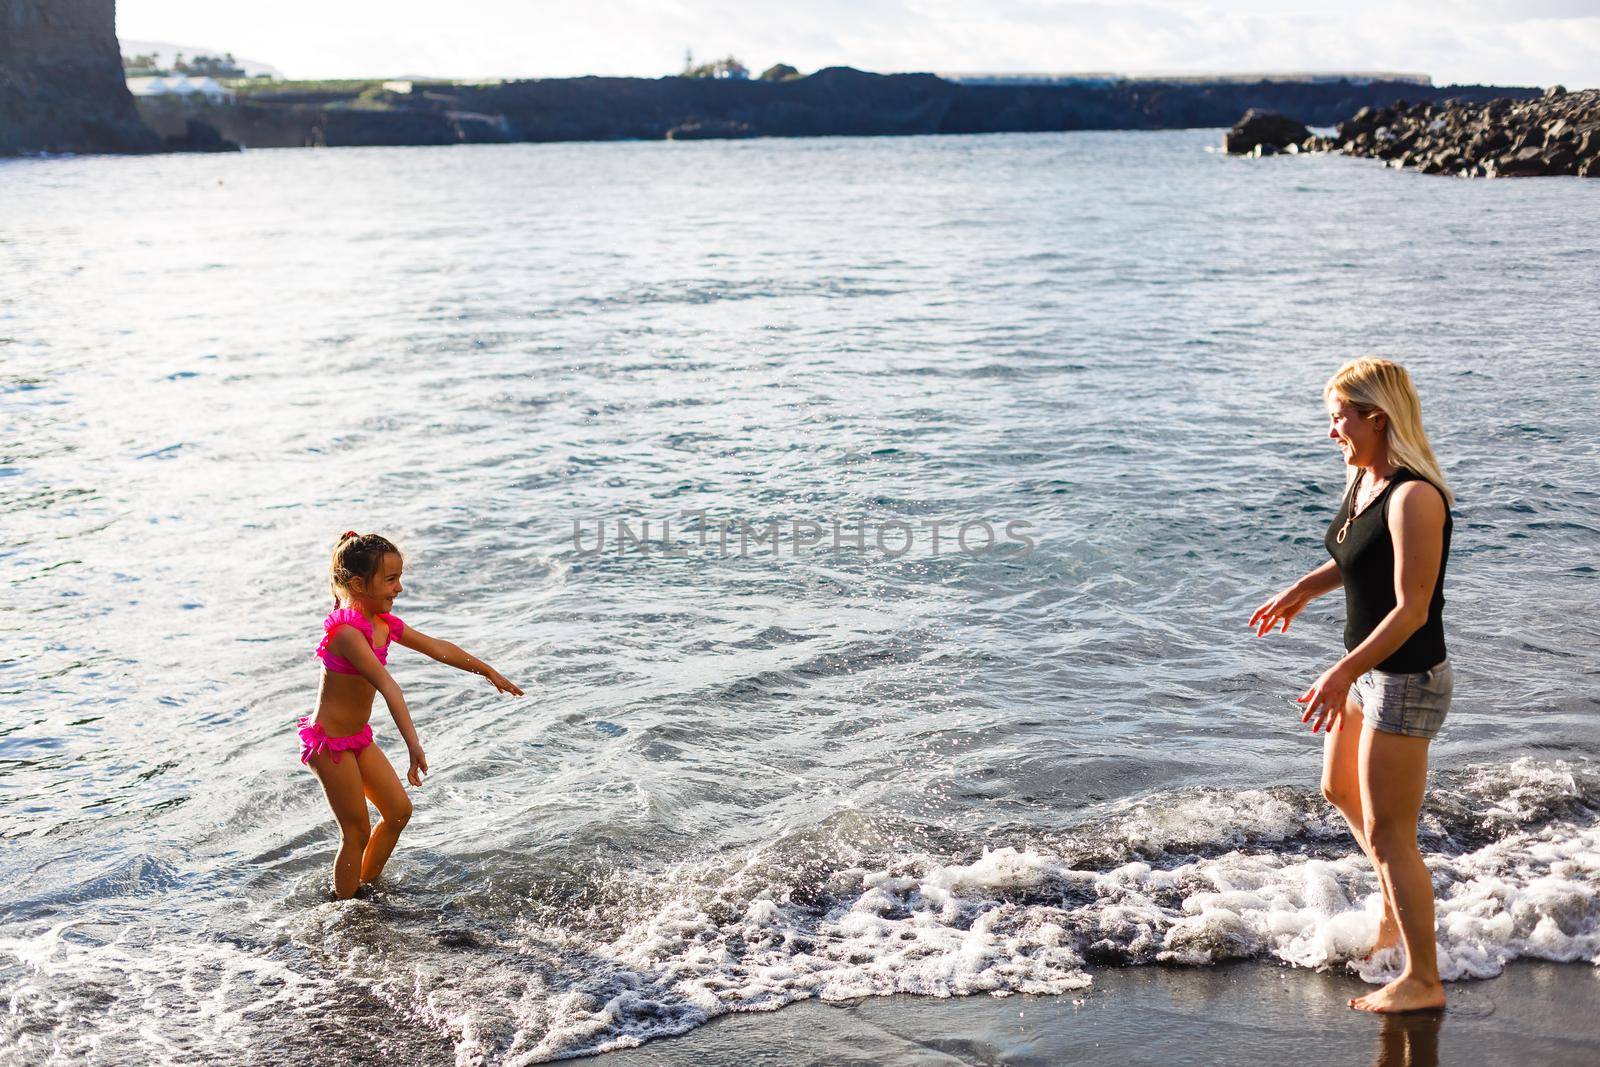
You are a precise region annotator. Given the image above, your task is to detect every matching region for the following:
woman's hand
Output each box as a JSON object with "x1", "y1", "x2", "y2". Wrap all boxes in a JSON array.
[
  {"x1": 1249, "y1": 585, "x2": 1310, "y2": 636},
  {"x1": 485, "y1": 668, "x2": 524, "y2": 696},
  {"x1": 1296, "y1": 663, "x2": 1357, "y2": 733},
  {"x1": 407, "y1": 746, "x2": 429, "y2": 787}
]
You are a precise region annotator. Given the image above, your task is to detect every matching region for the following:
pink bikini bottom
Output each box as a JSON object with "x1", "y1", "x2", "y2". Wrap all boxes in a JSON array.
[{"x1": 297, "y1": 717, "x2": 374, "y2": 765}]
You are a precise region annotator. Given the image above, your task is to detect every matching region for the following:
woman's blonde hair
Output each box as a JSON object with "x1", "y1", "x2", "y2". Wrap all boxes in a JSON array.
[{"x1": 1323, "y1": 357, "x2": 1454, "y2": 507}]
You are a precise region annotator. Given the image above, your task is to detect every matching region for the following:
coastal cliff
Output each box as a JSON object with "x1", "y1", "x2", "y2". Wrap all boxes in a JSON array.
[
  {"x1": 189, "y1": 68, "x2": 1541, "y2": 150},
  {"x1": 0, "y1": 0, "x2": 158, "y2": 154}
]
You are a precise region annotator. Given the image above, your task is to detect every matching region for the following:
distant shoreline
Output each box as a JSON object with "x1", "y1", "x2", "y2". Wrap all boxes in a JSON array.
[
  {"x1": 130, "y1": 66, "x2": 1543, "y2": 153},
  {"x1": 0, "y1": 0, "x2": 1550, "y2": 158}
]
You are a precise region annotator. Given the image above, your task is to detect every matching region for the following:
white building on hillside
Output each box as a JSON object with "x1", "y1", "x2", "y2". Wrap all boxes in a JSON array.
[{"x1": 127, "y1": 75, "x2": 235, "y2": 104}]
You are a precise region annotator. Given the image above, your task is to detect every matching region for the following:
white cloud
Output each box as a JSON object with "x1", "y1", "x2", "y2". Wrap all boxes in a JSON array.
[
  {"x1": 114, "y1": 1, "x2": 1598, "y2": 87},
  {"x1": 1418, "y1": 0, "x2": 1600, "y2": 19}
]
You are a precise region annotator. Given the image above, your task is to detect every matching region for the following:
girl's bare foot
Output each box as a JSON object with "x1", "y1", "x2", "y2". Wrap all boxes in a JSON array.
[{"x1": 1349, "y1": 974, "x2": 1445, "y2": 1013}]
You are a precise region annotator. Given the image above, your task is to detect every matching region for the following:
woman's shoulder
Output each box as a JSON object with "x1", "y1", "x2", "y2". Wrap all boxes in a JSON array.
[
  {"x1": 1390, "y1": 475, "x2": 1448, "y2": 519},
  {"x1": 1394, "y1": 467, "x2": 1441, "y2": 494}
]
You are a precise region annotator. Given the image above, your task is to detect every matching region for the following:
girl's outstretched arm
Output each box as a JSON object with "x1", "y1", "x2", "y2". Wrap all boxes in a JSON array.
[
  {"x1": 328, "y1": 627, "x2": 429, "y2": 784},
  {"x1": 395, "y1": 625, "x2": 525, "y2": 696}
]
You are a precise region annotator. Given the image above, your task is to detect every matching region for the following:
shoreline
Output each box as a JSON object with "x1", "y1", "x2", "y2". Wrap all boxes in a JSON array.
[
  {"x1": 573, "y1": 959, "x2": 1600, "y2": 1065},
  {"x1": 130, "y1": 68, "x2": 1539, "y2": 153}
]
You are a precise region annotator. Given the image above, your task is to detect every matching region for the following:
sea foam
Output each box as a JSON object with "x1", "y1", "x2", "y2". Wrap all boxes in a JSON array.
[
  {"x1": 333, "y1": 757, "x2": 1600, "y2": 1062},
  {"x1": 4, "y1": 758, "x2": 1595, "y2": 1065}
]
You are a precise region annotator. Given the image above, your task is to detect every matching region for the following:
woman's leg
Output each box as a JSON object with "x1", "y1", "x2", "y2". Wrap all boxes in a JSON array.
[
  {"x1": 309, "y1": 751, "x2": 371, "y2": 900},
  {"x1": 354, "y1": 743, "x2": 413, "y2": 886},
  {"x1": 1350, "y1": 724, "x2": 1445, "y2": 1012},
  {"x1": 1319, "y1": 695, "x2": 1400, "y2": 954}
]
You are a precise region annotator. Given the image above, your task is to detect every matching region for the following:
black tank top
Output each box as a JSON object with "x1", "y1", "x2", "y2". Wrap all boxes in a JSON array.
[{"x1": 1324, "y1": 467, "x2": 1451, "y2": 673}]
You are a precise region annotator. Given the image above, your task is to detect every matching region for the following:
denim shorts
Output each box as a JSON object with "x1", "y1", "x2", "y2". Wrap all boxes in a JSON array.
[{"x1": 1351, "y1": 659, "x2": 1453, "y2": 739}]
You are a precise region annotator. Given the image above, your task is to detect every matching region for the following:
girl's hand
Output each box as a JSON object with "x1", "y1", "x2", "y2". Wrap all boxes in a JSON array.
[
  {"x1": 485, "y1": 668, "x2": 524, "y2": 697},
  {"x1": 1249, "y1": 586, "x2": 1309, "y2": 636},
  {"x1": 1296, "y1": 664, "x2": 1356, "y2": 734},
  {"x1": 407, "y1": 747, "x2": 428, "y2": 787}
]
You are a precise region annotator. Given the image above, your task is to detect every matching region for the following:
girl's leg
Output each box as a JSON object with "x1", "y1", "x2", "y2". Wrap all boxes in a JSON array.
[
  {"x1": 309, "y1": 751, "x2": 371, "y2": 900},
  {"x1": 1318, "y1": 695, "x2": 1400, "y2": 954},
  {"x1": 1350, "y1": 724, "x2": 1446, "y2": 1012},
  {"x1": 354, "y1": 743, "x2": 413, "y2": 886}
]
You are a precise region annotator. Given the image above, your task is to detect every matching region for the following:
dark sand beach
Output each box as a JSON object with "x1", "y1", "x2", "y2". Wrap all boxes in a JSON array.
[{"x1": 577, "y1": 961, "x2": 1600, "y2": 1066}]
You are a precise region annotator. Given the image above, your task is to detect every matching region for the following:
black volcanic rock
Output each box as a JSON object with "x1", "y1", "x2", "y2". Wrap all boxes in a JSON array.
[
  {"x1": 1544, "y1": 146, "x2": 1578, "y2": 175},
  {"x1": 0, "y1": 0, "x2": 159, "y2": 154},
  {"x1": 1223, "y1": 109, "x2": 1310, "y2": 154},
  {"x1": 1318, "y1": 87, "x2": 1600, "y2": 178},
  {"x1": 666, "y1": 118, "x2": 756, "y2": 140},
  {"x1": 163, "y1": 117, "x2": 239, "y2": 152},
  {"x1": 1496, "y1": 146, "x2": 1551, "y2": 176}
]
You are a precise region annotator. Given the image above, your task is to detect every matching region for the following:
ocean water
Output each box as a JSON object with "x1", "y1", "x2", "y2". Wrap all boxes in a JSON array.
[{"x1": 2, "y1": 130, "x2": 1598, "y2": 1064}]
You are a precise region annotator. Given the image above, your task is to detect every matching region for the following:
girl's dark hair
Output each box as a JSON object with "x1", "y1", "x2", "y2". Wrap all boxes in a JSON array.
[{"x1": 330, "y1": 531, "x2": 402, "y2": 608}]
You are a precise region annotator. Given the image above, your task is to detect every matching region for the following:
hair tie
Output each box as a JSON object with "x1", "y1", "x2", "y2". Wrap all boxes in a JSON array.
[{"x1": 341, "y1": 530, "x2": 359, "y2": 541}]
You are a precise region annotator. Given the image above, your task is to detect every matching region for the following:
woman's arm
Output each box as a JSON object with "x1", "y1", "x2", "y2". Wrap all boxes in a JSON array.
[
  {"x1": 394, "y1": 625, "x2": 524, "y2": 696},
  {"x1": 327, "y1": 628, "x2": 426, "y2": 761},
  {"x1": 1250, "y1": 559, "x2": 1343, "y2": 636},
  {"x1": 1292, "y1": 558, "x2": 1344, "y2": 600}
]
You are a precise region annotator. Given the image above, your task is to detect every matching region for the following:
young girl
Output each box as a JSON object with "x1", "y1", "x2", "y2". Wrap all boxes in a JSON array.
[{"x1": 300, "y1": 531, "x2": 523, "y2": 899}]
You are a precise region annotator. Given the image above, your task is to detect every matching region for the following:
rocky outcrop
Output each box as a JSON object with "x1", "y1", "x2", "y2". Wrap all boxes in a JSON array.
[
  {"x1": 1311, "y1": 86, "x2": 1600, "y2": 177},
  {"x1": 0, "y1": 0, "x2": 159, "y2": 154},
  {"x1": 1223, "y1": 110, "x2": 1311, "y2": 155},
  {"x1": 180, "y1": 69, "x2": 1543, "y2": 151},
  {"x1": 160, "y1": 117, "x2": 237, "y2": 152},
  {"x1": 666, "y1": 118, "x2": 756, "y2": 140},
  {"x1": 133, "y1": 97, "x2": 241, "y2": 151}
]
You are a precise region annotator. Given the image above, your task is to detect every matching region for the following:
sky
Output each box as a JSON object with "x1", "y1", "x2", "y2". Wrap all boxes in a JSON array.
[{"x1": 116, "y1": 0, "x2": 1600, "y2": 88}]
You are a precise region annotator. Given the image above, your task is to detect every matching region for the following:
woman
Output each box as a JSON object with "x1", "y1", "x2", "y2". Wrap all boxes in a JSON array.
[{"x1": 1250, "y1": 357, "x2": 1454, "y2": 1013}]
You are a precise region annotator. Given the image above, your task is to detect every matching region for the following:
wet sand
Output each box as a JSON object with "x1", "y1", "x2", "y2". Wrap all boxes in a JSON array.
[{"x1": 576, "y1": 961, "x2": 1600, "y2": 1066}]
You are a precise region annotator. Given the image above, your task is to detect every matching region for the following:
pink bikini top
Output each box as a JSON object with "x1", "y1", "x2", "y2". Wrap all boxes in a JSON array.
[{"x1": 315, "y1": 607, "x2": 406, "y2": 675}]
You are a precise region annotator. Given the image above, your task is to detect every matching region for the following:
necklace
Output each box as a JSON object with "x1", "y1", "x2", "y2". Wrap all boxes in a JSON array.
[{"x1": 1335, "y1": 470, "x2": 1391, "y2": 544}]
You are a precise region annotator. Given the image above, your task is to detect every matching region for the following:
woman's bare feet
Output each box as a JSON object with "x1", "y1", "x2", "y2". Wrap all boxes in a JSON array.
[{"x1": 1349, "y1": 973, "x2": 1446, "y2": 1013}]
